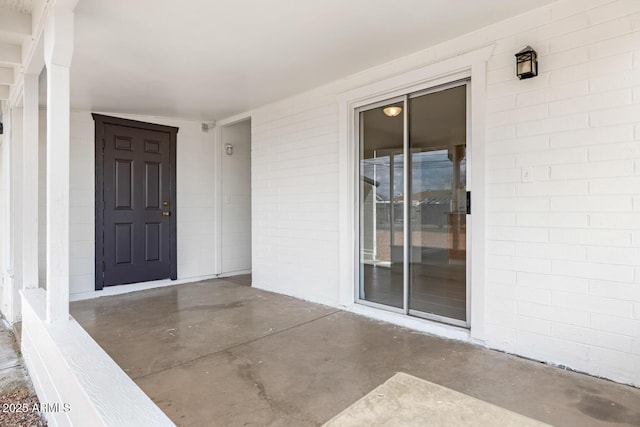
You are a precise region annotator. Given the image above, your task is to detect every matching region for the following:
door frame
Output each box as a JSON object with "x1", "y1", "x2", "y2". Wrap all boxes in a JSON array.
[
  {"x1": 213, "y1": 112, "x2": 252, "y2": 275},
  {"x1": 215, "y1": 117, "x2": 253, "y2": 276},
  {"x1": 93, "y1": 114, "x2": 178, "y2": 290},
  {"x1": 337, "y1": 45, "x2": 492, "y2": 342},
  {"x1": 354, "y1": 81, "x2": 471, "y2": 328}
]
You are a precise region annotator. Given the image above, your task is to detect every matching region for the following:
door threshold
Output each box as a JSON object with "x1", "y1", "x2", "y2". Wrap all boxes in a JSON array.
[
  {"x1": 70, "y1": 274, "x2": 219, "y2": 302},
  {"x1": 346, "y1": 303, "x2": 471, "y2": 343}
]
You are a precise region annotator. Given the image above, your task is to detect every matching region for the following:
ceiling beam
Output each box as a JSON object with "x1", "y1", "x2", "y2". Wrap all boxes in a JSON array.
[
  {"x1": 0, "y1": 85, "x2": 9, "y2": 100},
  {"x1": 0, "y1": 7, "x2": 32, "y2": 36},
  {"x1": 0, "y1": 42, "x2": 21, "y2": 65},
  {"x1": 0, "y1": 67, "x2": 13, "y2": 85}
]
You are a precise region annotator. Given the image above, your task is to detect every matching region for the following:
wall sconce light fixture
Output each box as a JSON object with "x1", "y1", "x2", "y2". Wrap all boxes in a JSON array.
[
  {"x1": 515, "y1": 45, "x2": 538, "y2": 80},
  {"x1": 225, "y1": 144, "x2": 233, "y2": 155}
]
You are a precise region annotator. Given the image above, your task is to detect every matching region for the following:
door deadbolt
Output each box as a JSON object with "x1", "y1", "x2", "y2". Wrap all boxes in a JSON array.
[{"x1": 163, "y1": 201, "x2": 169, "y2": 206}]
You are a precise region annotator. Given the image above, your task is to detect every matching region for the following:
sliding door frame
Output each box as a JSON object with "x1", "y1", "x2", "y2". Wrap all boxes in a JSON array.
[
  {"x1": 355, "y1": 80, "x2": 470, "y2": 327},
  {"x1": 355, "y1": 96, "x2": 406, "y2": 315},
  {"x1": 406, "y1": 81, "x2": 471, "y2": 328},
  {"x1": 338, "y1": 45, "x2": 492, "y2": 342}
]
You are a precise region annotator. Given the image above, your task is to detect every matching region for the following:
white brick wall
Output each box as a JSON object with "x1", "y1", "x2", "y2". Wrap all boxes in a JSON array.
[
  {"x1": 484, "y1": 0, "x2": 640, "y2": 386},
  {"x1": 251, "y1": 96, "x2": 340, "y2": 306},
  {"x1": 246, "y1": 0, "x2": 640, "y2": 386}
]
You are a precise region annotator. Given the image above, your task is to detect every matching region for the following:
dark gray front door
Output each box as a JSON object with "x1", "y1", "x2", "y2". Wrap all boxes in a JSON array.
[{"x1": 94, "y1": 115, "x2": 178, "y2": 289}]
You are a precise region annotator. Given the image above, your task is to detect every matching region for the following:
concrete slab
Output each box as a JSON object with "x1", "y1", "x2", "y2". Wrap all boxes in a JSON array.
[
  {"x1": 324, "y1": 372, "x2": 550, "y2": 426},
  {"x1": 0, "y1": 329, "x2": 20, "y2": 370},
  {"x1": 72, "y1": 278, "x2": 337, "y2": 379},
  {"x1": 0, "y1": 325, "x2": 28, "y2": 395},
  {"x1": 71, "y1": 279, "x2": 640, "y2": 427},
  {"x1": 221, "y1": 274, "x2": 252, "y2": 287}
]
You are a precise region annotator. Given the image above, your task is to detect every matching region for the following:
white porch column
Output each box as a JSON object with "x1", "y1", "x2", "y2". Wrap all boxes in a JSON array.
[
  {"x1": 0, "y1": 101, "x2": 9, "y2": 318},
  {"x1": 22, "y1": 73, "x2": 39, "y2": 290},
  {"x1": 0, "y1": 101, "x2": 19, "y2": 322},
  {"x1": 44, "y1": 5, "x2": 74, "y2": 323},
  {"x1": 3, "y1": 105, "x2": 24, "y2": 323}
]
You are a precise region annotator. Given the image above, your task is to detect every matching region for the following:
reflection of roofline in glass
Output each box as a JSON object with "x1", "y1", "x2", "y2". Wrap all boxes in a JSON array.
[{"x1": 361, "y1": 176, "x2": 380, "y2": 187}]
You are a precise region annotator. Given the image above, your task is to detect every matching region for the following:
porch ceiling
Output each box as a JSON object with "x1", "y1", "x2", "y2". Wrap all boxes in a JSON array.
[
  {"x1": 69, "y1": 0, "x2": 557, "y2": 121},
  {"x1": 0, "y1": 0, "x2": 33, "y2": 101},
  {"x1": 0, "y1": 0, "x2": 33, "y2": 14}
]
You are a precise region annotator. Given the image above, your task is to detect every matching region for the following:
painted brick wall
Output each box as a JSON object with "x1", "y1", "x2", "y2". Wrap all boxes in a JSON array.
[
  {"x1": 68, "y1": 112, "x2": 96, "y2": 295},
  {"x1": 252, "y1": 99, "x2": 340, "y2": 306},
  {"x1": 250, "y1": 0, "x2": 640, "y2": 385},
  {"x1": 483, "y1": 0, "x2": 640, "y2": 386}
]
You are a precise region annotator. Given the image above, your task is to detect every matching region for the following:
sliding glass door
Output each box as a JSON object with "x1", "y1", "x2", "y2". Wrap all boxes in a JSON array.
[
  {"x1": 358, "y1": 82, "x2": 469, "y2": 326},
  {"x1": 359, "y1": 99, "x2": 405, "y2": 309}
]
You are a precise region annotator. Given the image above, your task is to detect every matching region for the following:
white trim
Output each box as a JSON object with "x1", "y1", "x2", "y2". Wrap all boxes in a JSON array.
[
  {"x1": 1, "y1": 104, "x2": 19, "y2": 323},
  {"x1": 468, "y1": 60, "x2": 488, "y2": 343},
  {"x1": 70, "y1": 274, "x2": 220, "y2": 302},
  {"x1": 8, "y1": 83, "x2": 23, "y2": 109},
  {"x1": 214, "y1": 124, "x2": 223, "y2": 275},
  {"x1": 336, "y1": 45, "x2": 494, "y2": 106},
  {"x1": 22, "y1": 73, "x2": 39, "y2": 290},
  {"x1": 218, "y1": 269, "x2": 252, "y2": 278},
  {"x1": 9, "y1": 106, "x2": 23, "y2": 323},
  {"x1": 216, "y1": 111, "x2": 252, "y2": 127},
  {"x1": 402, "y1": 93, "x2": 409, "y2": 314},
  {"x1": 337, "y1": 45, "x2": 493, "y2": 343},
  {"x1": 216, "y1": 117, "x2": 253, "y2": 276},
  {"x1": 8, "y1": 1, "x2": 49, "y2": 108},
  {"x1": 465, "y1": 82, "x2": 472, "y2": 332}
]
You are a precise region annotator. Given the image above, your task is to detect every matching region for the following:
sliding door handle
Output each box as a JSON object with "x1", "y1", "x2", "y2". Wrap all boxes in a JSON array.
[{"x1": 466, "y1": 191, "x2": 471, "y2": 215}]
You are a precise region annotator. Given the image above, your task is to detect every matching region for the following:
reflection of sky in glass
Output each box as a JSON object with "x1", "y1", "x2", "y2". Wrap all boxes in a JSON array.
[{"x1": 362, "y1": 149, "x2": 466, "y2": 201}]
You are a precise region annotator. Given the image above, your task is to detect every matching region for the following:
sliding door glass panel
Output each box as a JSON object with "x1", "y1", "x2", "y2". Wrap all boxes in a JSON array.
[
  {"x1": 408, "y1": 86, "x2": 467, "y2": 321},
  {"x1": 359, "y1": 101, "x2": 404, "y2": 308}
]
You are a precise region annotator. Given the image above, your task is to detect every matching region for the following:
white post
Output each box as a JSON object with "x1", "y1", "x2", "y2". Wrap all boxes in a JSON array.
[
  {"x1": 8, "y1": 106, "x2": 23, "y2": 322},
  {"x1": 22, "y1": 73, "x2": 39, "y2": 290},
  {"x1": 44, "y1": 6, "x2": 74, "y2": 323},
  {"x1": 0, "y1": 101, "x2": 17, "y2": 321}
]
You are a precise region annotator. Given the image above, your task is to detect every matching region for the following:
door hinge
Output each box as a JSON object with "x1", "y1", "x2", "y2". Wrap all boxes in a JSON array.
[
  {"x1": 102, "y1": 261, "x2": 105, "y2": 272},
  {"x1": 466, "y1": 191, "x2": 471, "y2": 215},
  {"x1": 102, "y1": 138, "x2": 106, "y2": 149}
]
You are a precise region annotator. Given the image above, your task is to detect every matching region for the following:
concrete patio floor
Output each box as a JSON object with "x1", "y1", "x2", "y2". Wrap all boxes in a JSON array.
[{"x1": 70, "y1": 277, "x2": 640, "y2": 426}]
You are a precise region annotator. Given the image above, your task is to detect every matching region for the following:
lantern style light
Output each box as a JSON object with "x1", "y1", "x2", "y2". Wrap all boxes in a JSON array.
[{"x1": 515, "y1": 46, "x2": 538, "y2": 80}]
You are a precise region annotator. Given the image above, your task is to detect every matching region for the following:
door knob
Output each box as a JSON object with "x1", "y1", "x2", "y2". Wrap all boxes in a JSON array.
[{"x1": 162, "y1": 211, "x2": 171, "y2": 216}]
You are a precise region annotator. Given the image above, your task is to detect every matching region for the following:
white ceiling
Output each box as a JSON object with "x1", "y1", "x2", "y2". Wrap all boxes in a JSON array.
[
  {"x1": 69, "y1": 0, "x2": 556, "y2": 121},
  {"x1": 0, "y1": 0, "x2": 32, "y2": 14}
]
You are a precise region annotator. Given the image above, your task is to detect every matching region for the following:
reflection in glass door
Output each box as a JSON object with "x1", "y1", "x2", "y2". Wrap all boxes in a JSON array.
[
  {"x1": 358, "y1": 83, "x2": 469, "y2": 326},
  {"x1": 359, "y1": 100, "x2": 404, "y2": 309}
]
